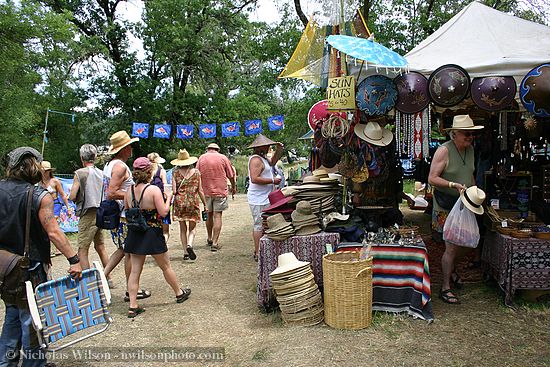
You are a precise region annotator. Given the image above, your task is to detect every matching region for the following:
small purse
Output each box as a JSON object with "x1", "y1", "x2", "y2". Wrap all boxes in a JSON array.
[{"x1": 0, "y1": 186, "x2": 33, "y2": 308}]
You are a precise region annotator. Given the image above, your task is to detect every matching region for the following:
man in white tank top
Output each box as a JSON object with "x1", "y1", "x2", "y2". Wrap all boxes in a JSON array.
[{"x1": 247, "y1": 134, "x2": 284, "y2": 261}]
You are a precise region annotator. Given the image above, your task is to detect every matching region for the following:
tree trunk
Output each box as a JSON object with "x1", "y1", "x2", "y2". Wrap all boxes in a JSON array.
[
  {"x1": 361, "y1": 0, "x2": 371, "y2": 24},
  {"x1": 294, "y1": 0, "x2": 308, "y2": 28}
]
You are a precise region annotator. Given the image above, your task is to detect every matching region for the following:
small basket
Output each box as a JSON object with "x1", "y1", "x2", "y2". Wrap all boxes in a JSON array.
[{"x1": 322, "y1": 252, "x2": 372, "y2": 330}]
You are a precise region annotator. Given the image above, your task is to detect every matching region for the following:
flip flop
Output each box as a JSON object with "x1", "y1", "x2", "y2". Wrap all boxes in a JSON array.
[
  {"x1": 207, "y1": 239, "x2": 213, "y2": 247},
  {"x1": 127, "y1": 306, "x2": 146, "y2": 318},
  {"x1": 440, "y1": 289, "x2": 460, "y2": 304},
  {"x1": 124, "y1": 289, "x2": 152, "y2": 302}
]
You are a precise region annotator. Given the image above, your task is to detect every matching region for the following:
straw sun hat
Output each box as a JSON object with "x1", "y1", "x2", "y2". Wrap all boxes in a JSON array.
[
  {"x1": 460, "y1": 186, "x2": 486, "y2": 215},
  {"x1": 248, "y1": 134, "x2": 276, "y2": 149},
  {"x1": 170, "y1": 149, "x2": 198, "y2": 166},
  {"x1": 354, "y1": 121, "x2": 394, "y2": 146},
  {"x1": 147, "y1": 152, "x2": 166, "y2": 164},
  {"x1": 445, "y1": 115, "x2": 484, "y2": 131},
  {"x1": 270, "y1": 253, "x2": 310, "y2": 277},
  {"x1": 107, "y1": 131, "x2": 139, "y2": 154},
  {"x1": 207, "y1": 143, "x2": 220, "y2": 150},
  {"x1": 41, "y1": 161, "x2": 55, "y2": 171}
]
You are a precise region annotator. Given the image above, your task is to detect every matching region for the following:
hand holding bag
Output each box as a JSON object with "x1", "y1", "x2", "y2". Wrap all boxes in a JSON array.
[{"x1": 443, "y1": 199, "x2": 480, "y2": 247}]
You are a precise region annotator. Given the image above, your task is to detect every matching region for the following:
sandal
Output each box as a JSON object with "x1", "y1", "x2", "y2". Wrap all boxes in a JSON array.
[
  {"x1": 127, "y1": 306, "x2": 146, "y2": 318},
  {"x1": 253, "y1": 253, "x2": 258, "y2": 262},
  {"x1": 207, "y1": 239, "x2": 213, "y2": 247},
  {"x1": 439, "y1": 289, "x2": 460, "y2": 304},
  {"x1": 176, "y1": 288, "x2": 192, "y2": 303},
  {"x1": 187, "y1": 247, "x2": 197, "y2": 260},
  {"x1": 451, "y1": 272, "x2": 464, "y2": 290},
  {"x1": 183, "y1": 254, "x2": 190, "y2": 261},
  {"x1": 210, "y1": 245, "x2": 218, "y2": 252},
  {"x1": 124, "y1": 289, "x2": 152, "y2": 302}
]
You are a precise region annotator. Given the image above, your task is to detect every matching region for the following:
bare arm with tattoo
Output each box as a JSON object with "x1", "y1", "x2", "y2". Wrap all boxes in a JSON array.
[{"x1": 38, "y1": 194, "x2": 82, "y2": 278}]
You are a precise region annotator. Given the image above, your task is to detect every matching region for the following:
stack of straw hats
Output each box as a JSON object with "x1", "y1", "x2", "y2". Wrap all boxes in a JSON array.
[
  {"x1": 282, "y1": 169, "x2": 340, "y2": 216},
  {"x1": 291, "y1": 201, "x2": 321, "y2": 236},
  {"x1": 269, "y1": 253, "x2": 324, "y2": 326},
  {"x1": 265, "y1": 213, "x2": 295, "y2": 241}
]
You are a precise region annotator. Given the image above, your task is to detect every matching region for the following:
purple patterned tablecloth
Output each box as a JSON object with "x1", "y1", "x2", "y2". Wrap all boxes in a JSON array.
[
  {"x1": 256, "y1": 232, "x2": 340, "y2": 310},
  {"x1": 482, "y1": 231, "x2": 550, "y2": 305}
]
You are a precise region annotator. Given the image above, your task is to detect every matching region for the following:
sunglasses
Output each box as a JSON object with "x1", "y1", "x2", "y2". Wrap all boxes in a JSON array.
[{"x1": 458, "y1": 131, "x2": 475, "y2": 137}]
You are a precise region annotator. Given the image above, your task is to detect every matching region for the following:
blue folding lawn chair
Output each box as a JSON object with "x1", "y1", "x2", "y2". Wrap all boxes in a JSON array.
[{"x1": 25, "y1": 261, "x2": 112, "y2": 351}]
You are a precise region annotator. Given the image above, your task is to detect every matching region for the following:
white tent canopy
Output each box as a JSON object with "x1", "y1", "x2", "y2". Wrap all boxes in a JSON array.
[{"x1": 405, "y1": 1, "x2": 550, "y2": 85}]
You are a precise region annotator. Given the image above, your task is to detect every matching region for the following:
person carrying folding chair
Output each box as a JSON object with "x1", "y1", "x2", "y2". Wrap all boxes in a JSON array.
[{"x1": 0, "y1": 147, "x2": 82, "y2": 366}]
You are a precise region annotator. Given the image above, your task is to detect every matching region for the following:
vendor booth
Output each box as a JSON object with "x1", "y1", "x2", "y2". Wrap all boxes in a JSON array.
[{"x1": 258, "y1": 2, "x2": 550, "y2": 328}]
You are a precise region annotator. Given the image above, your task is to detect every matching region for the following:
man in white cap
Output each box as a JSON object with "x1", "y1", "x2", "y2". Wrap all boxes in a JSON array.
[
  {"x1": 247, "y1": 134, "x2": 284, "y2": 261},
  {"x1": 196, "y1": 142, "x2": 236, "y2": 251},
  {"x1": 102, "y1": 131, "x2": 150, "y2": 301}
]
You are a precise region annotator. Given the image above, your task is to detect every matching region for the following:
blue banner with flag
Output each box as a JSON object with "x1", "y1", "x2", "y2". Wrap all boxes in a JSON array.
[
  {"x1": 199, "y1": 124, "x2": 216, "y2": 139},
  {"x1": 153, "y1": 124, "x2": 171, "y2": 139},
  {"x1": 221, "y1": 122, "x2": 240, "y2": 138},
  {"x1": 132, "y1": 122, "x2": 149, "y2": 138},
  {"x1": 244, "y1": 119, "x2": 262, "y2": 136},
  {"x1": 268, "y1": 115, "x2": 284, "y2": 131},
  {"x1": 176, "y1": 125, "x2": 194, "y2": 140}
]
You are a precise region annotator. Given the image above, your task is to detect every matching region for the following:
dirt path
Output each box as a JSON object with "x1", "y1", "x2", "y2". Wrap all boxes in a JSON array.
[{"x1": 2, "y1": 194, "x2": 549, "y2": 366}]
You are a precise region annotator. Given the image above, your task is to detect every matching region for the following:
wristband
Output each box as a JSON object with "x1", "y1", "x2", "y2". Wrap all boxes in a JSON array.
[
  {"x1": 448, "y1": 181, "x2": 454, "y2": 189},
  {"x1": 67, "y1": 254, "x2": 80, "y2": 265}
]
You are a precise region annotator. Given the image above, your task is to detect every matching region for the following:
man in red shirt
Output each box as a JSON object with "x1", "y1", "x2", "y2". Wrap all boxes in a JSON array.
[{"x1": 196, "y1": 143, "x2": 236, "y2": 251}]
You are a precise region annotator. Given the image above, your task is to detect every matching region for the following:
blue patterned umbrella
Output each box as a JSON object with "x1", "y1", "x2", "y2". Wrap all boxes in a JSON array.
[{"x1": 326, "y1": 35, "x2": 407, "y2": 68}]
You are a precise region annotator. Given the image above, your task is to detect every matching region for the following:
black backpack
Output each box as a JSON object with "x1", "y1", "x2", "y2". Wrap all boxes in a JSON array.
[
  {"x1": 126, "y1": 185, "x2": 150, "y2": 232},
  {"x1": 96, "y1": 199, "x2": 121, "y2": 230}
]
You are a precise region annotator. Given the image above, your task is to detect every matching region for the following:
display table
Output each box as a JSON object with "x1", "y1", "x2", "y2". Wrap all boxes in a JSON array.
[
  {"x1": 256, "y1": 232, "x2": 340, "y2": 310},
  {"x1": 368, "y1": 242, "x2": 433, "y2": 321},
  {"x1": 482, "y1": 231, "x2": 550, "y2": 305}
]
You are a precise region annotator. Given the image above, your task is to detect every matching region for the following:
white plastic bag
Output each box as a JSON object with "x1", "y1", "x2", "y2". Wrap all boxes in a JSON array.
[{"x1": 443, "y1": 199, "x2": 480, "y2": 248}]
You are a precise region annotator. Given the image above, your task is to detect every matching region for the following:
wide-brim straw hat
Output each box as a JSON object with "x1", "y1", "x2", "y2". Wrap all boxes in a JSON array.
[
  {"x1": 270, "y1": 253, "x2": 310, "y2": 277},
  {"x1": 107, "y1": 131, "x2": 139, "y2": 154},
  {"x1": 41, "y1": 161, "x2": 55, "y2": 171},
  {"x1": 460, "y1": 186, "x2": 486, "y2": 215},
  {"x1": 291, "y1": 201, "x2": 317, "y2": 222},
  {"x1": 445, "y1": 115, "x2": 484, "y2": 131},
  {"x1": 147, "y1": 152, "x2": 166, "y2": 164},
  {"x1": 170, "y1": 149, "x2": 198, "y2": 166},
  {"x1": 207, "y1": 143, "x2": 220, "y2": 150},
  {"x1": 266, "y1": 213, "x2": 293, "y2": 232},
  {"x1": 354, "y1": 121, "x2": 394, "y2": 146},
  {"x1": 248, "y1": 134, "x2": 276, "y2": 149}
]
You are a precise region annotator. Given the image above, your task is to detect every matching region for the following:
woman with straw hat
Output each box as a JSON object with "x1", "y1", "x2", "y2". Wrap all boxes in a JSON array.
[
  {"x1": 428, "y1": 114, "x2": 484, "y2": 304},
  {"x1": 40, "y1": 160, "x2": 71, "y2": 213},
  {"x1": 171, "y1": 149, "x2": 207, "y2": 261},
  {"x1": 148, "y1": 152, "x2": 170, "y2": 242}
]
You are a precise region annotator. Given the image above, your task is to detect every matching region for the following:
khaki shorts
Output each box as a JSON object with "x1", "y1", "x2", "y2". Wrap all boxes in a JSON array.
[
  {"x1": 205, "y1": 196, "x2": 229, "y2": 212},
  {"x1": 249, "y1": 204, "x2": 269, "y2": 232},
  {"x1": 78, "y1": 209, "x2": 104, "y2": 250}
]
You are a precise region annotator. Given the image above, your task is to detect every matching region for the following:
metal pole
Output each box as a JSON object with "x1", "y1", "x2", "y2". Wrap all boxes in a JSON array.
[{"x1": 41, "y1": 109, "x2": 49, "y2": 156}]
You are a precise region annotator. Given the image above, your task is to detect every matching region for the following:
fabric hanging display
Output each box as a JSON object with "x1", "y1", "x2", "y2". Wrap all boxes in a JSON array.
[
  {"x1": 153, "y1": 124, "x2": 171, "y2": 139},
  {"x1": 245, "y1": 119, "x2": 263, "y2": 136},
  {"x1": 422, "y1": 106, "x2": 431, "y2": 159},
  {"x1": 268, "y1": 115, "x2": 284, "y2": 131},
  {"x1": 221, "y1": 122, "x2": 240, "y2": 138},
  {"x1": 199, "y1": 124, "x2": 216, "y2": 139},
  {"x1": 499, "y1": 112, "x2": 508, "y2": 151},
  {"x1": 413, "y1": 111, "x2": 423, "y2": 159},
  {"x1": 132, "y1": 122, "x2": 149, "y2": 138},
  {"x1": 176, "y1": 125, "x2": 194, "y2": 139}
]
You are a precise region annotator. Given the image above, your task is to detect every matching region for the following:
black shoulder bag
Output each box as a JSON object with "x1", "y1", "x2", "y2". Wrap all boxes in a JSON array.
[
  {"x1": 433, "y1": 189, "x2": 459, "y2": 211},
  {"x1": 126, "y1": 185, "x2": 150, "y2": 232},
  {"x1": 0, "y1": 186, "x2": 34, "y2": 308}
]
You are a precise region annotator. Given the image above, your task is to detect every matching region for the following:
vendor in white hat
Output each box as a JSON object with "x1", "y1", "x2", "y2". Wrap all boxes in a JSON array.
[
  {"x1": 428, "y1": 114, "x2": 484, "y2": 305},
  {"x1": 247, "y1": 134, "x2": 284, "y2": 261}
]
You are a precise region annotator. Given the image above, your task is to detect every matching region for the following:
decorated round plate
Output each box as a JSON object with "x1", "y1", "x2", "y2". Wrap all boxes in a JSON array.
[
  {"x1": 307, "y1": 100, "x2": 347, "y2": 131},
  {"x1": 471, "y1": 76, "x2": 516, "y2": 111},
  {"x1": 394, "y1": 71, "x2": 429, "y2": 114},
  {"x1": 520, "y1": 63, "x2": 550, "y2": 117},
  {"x1": 428, "y1": 64, "x2": 470, "y2": 107},
  {"x1": 356, "y1": 75, "x2": 398, "y2": 115}
]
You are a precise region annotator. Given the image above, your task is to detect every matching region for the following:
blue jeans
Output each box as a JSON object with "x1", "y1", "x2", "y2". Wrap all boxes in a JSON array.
[{"x1": 0, "y1": 304, "x2": 46, "y2": 366}]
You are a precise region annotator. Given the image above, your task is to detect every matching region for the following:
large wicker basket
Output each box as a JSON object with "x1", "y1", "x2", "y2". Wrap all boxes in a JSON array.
[{"x1": 322, "y1": 252, "x2": 373, "y2": 329}]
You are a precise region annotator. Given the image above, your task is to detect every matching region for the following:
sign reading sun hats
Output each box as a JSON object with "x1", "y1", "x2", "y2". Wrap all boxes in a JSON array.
[
  {"x1": 7, "y1": 147, "x2": 42, "y2": 169},
  {"x1": 133, "y1": 157, "x2": 151, "y2": 170},
  {"x1": 262, "y1": 189, "x2": 294, "y2": 213},
  {"x1": 445, "y1": 115, "x2": 484, "y2": 131},
  {"x1": 520, "y1": 63, "x2": 550, "y2": 117},
  {"x1": 394, "y1": 71, "x2": 430, "y2": 114},
  {"x1": 353, "y1": 121, "x2": 394, "y2": 146},
  {"x1": 470, "y1": 76, "x2": 516, "y2": 112},
  {"x1": 307, "y1": 100, "x2": 347, "y2": 131},
  {"x1": 107, "y1": 130, "x2": 139, "y2": 155},
  {"x1": 460, "y1": 186, "x2": 486, "y2": 215},
  {"x1": 147, "y1": 152, "x2": 166, "y2": 164},
  {"x1": 356, "y1": 75, "x2": 398, "y2": 115},
  {"x1": 207, "y1": 143, "x2": 220, "y2": 150},
  {"x1": 41, "y1": 161, "x2": 55, "y2": 171},
  {"x1": 428, "y1": 64, "x2": 470, "y2": 107},
  {"x1": 247, "y1": 133, "x2": 276, "y2": 149},
  {"x1": 170, "y1": 149, "x2": 198, "y2": 166}
]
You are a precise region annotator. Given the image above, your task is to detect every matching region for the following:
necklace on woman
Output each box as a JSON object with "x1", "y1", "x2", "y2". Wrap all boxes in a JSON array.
[{"x1": 454, "y1": 143, "x2": 467, "y2": 165}]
